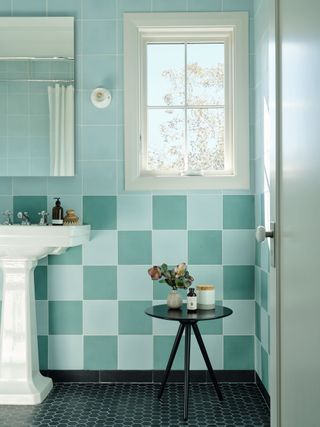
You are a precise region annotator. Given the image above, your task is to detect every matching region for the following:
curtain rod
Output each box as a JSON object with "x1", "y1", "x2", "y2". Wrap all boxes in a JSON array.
[
  {"x1": 0, "y1": 56, "x2": 74, "y2": 61},
  {"x1": 0, "y1": 79, "x2": 74, "y2": 83}
]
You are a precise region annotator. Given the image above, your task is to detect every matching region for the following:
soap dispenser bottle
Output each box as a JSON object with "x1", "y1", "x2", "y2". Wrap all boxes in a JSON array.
[{"x1": 52, "y1": 197, "x2": 64, "y2": 226}]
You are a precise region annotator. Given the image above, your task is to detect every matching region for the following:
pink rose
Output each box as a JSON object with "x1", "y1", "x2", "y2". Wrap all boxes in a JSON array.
[{"x1": 148, "y1": 266, "x2": 162, "y2": 280}]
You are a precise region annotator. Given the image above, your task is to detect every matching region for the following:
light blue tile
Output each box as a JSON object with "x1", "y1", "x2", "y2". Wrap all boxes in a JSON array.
[
  {"x1": 223, "y1": 300, "x2": 254, "y2": 335},
  {"x1": 0, "y1": 196, "x2": 13, "y2": 214},
  {"x1": 48, "y1": 0, "x2": 82, "y2": 18},
  {"x1": 7, "y1": 116, "x2": 28, "y2": 138},
  {"x1": 255, "y1": 337, "x2": 261, "y2": 377},
  {"x1": 261, "y1": 344, "x2": 269, "y2": 391},
  {"x1": 222, "y1": 230, "x2": 255, "y2": 265},
  {"x1": 117, "y1": 195, "x2": 152, "y2": 230},
  {"x1": 222, "y1": 0, "x2": 253, "y2": 15},
  {"x1": 0, "y1": 178, "x2": 12, "y2": 195},
  {"x1": 191, "y1": 335, "x2": 223, "y2": 370},
  {"x1": 187, "y1": 195, "x2": 222, "y2": 230},
  {"x1": 82, "y1": 21, "x2": 116, "y2": 54},
  {"x1": 47, "y1": 163, "x2": 83, "y2": 195},
  {"x1": 7, "y1": 158, "x2": 29, "y2": 176},
  {"x1": 117, "y1": 0, "x2": 151, "y2": 18},
  {"x1": 152, "y1": 0, "x2": 187, "y2": 12},
  {"x1": 30, "y1": 158, "x2": 50, "y2": 176},
  {"x1": 83, "y1": 0, "x2": 117, "y2": 19},
  {"x1": 83, "y1": 161, "x2": 117, "y2": 195},
  {"x1": 189, "y1": 265, "x2": 223, "y2": 299},
  {"x1": 48, "y1": 266, "x2": 83, "y2": 300},
  {"x1": 0, "y1": 158, "x2": 7, "y2": 176},
  {"x1": 48, "y1": 335, "x2": 83, "y2": 369},
  {"x1": 152, "y1": 307, "x2": 180, "y2": 335},
  {"x1": 118, "y1": 335, "x2": 153, "y2": 369},
  {"x1": 82, "y1": 55, "x2": 116, "y2": 90},
  {"x1": 152, "y1": 230, "x2": 187, "y2": 265},
  {"x1": 260, "y1": 307, "x2": 269, "y2": 352},
  {"x1": 118, "y1": 265, "x2": 153, "y2": 300},
  {"x1": 81, "y1": 126, "x2": 117, "y2": 161},
  {"x1": 36, "y1": 301, "x2": 48, "y2": 335},
  {"x1": 83, "y1": 300, "x2": 118, "y2": 335},
  {"x1": 8, "y1": 94, "x2": 28, "y2": 114},
  {"x1": 188, "y1": 0, "x2": 222, "y2": 11},
  {"x1": 255, "y1": 266, "x2": 261, "y2": 304},
  {"x1": 13, "y1": 177, "x2": 47, "y2": 196},
  {"x1": 83, "y1": 230, "x2": 118, "y2": 265},
  {"x1": 261, "y1": 269, "x2": 268, "y2": 311},
  {"x1": 7, "y1": 138, "x2": 29, "y2": 159},
  {"x1": 12, "y1": 0, "x2": 46, "y2": 15},
  {"x1": 0, "y1": 0, "x2": 11, "y2": 14}
]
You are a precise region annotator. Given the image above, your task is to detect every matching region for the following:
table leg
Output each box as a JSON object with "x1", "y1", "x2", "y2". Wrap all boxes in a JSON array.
[
  {"x1": 183, "y1": 323, "x2": 191, "y2": 421},
  {"x1": 158, "y1": 322, "x2": 185, "y2": 400},
  {"x1": 192, "y1": 323, "x2": 223, "y2": 401}
]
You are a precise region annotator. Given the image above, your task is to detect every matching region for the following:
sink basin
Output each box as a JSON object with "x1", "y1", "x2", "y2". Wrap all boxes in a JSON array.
[
  {"x1": 0, "y1": 225, "x2": 90, "y2": 405},
  {"x1": 0, "y1": 224, "x2": 90, "y2": 258}
]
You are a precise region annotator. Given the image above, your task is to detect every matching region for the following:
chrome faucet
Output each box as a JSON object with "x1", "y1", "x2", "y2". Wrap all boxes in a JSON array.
[
  {"x1": 17, "y1": 211, "x2": 31, "y2": 225},
  {"x1": 2, "y1": 210, "x2": 13, "y2": 225},
  {"x1": 38, "y1": 211, "x2": 49, "y2": 226}
]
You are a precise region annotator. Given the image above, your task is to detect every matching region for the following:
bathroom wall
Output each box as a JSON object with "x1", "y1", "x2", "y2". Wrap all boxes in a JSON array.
[
  {"x1": 0, "y1": 0, "x2": 256, "y2": 373},
  {"x1": 253, "y1": 0, "x2": 272, "y2": 391}
]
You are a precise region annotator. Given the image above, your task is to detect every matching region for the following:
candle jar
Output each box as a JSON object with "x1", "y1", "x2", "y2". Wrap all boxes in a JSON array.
[{"x1": 196, "y1": 284, "x2": 215, "y2": 310}]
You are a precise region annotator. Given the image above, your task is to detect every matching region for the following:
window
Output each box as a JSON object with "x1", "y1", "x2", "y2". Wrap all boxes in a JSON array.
[{"x1": 124, "y1": 12, "x2": 249, "y2": 190}]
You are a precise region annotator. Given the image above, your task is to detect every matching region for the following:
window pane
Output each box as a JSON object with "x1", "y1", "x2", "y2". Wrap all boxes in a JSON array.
[
  {"x1": 187, "y1": 43, "x2": 224, "y2": 106},
  {"x1": 147, "y1": 44, "x2": 185, "y2": 106},
  {"x1": 147, "y1": 109, "x2": 185, "y2": 171},
  {"x1": 187, "y1": 108, "x2": 224, "y2": 171}
]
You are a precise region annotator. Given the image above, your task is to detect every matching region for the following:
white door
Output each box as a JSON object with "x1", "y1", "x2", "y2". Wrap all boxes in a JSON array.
[{"x1": 279, "y1": 0, "x2": 320, "y2": 425}]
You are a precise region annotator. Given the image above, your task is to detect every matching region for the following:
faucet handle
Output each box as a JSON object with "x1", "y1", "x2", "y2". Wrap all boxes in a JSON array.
[
  {"x1": 17, "y1": 211, "x2": 28, "y2": 219},
  {"x1": 38, "y1": 210, "x2": 49, "y2": 225},
  {"x1": 2, "y1": 210, "x2": 13, "y2": 225}
]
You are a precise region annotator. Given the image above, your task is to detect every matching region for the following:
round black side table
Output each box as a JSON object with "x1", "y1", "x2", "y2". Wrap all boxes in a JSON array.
[{"x1": 145, "y1": 303, "x2": 233, "y2": 421}]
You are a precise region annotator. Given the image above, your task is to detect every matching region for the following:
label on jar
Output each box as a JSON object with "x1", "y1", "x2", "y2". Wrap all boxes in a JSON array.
[
  {"x1": 187, "y1": 296, "x2": 197, "y2": 311},
  {"x1": 52, "y1": 219, "x2": 64, "y2": 225}
]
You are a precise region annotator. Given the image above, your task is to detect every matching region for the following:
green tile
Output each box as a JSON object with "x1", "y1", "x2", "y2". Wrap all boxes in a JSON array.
[
  {"x1": 118, "y1": 301, "x2": 152, "y2": 334},
  {"x1": 223, "y1": 266, "x2": 254, "y2": 299},
  {"x1": 48, "y1": 246, "x2": 82, "y2": 265},
  {"x1": 35, "y1": 266, "x2": 47, "y2": 300},
  {"x1": 118, "y1": 231, "x2": 152, "y2": 265},
  {"x1": 255, "y1": 240, "x2": 261, "y2": 267},
  {"x1": 153, "y1": 196, "x2": 187, "y2": 230},
  {"x1": 38, "y1": 336, "x2": 48, "y2": 370},
  {"x1": 83, "y1": 266, "x2": 117, "y2": 300},
  {"x1": 261, "y1": 270, "x2": 268, "y2": 311},
  {"x1": 154, "y1": 335, "x2": 184, "y2": 369},
  {"x1": 13, "y1": 196, "x2": 47, "y2": 224},
  {"x1": 198, "y1": 318, "x2": 222, "y2": 335},
  {"x1": 84, "y1": 336, "x2": 117, "y2": 370},
  {"x1": 49, "y1": 301, "x2": 82, "y2": 335},
  {"x1": 261, "y1": 345, "x2": 269, "y2": 391},
  {"x1": 224, "y1": 335, "x2": 254, "y2": 369},
  {"x1": 223, "y1": 195, "x2": 255, "y2": 229},
  {"x1": 188, "y1": 231, "x2": 222, "y2": 265},
  {"x1": 83, "y1": 196, "x2": 117, "y2": 230},
  {"x1": 255, "y1": 302, "x2": 261, "y2": 341}
]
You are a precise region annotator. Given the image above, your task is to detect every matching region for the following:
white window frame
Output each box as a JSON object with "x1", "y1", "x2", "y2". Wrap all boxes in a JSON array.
[{"x1": 124, "y1": 12, "x2": 249, "y2": 191}]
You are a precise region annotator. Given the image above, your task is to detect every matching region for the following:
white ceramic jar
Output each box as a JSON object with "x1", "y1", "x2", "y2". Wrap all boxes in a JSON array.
[{"x1": 196, "y1": 284, "x2": 215, "y2": 310}]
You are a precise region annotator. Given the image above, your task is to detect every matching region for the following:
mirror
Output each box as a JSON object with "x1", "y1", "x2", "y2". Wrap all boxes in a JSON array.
[{"x1": 0, "y1": 17, "x2": 74, "y2": 177}]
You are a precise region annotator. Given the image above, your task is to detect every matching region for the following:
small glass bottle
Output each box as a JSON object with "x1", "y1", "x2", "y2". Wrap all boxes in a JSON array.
[{"x1": 187, "y1": 287, "x2": 197, "y2": 312}]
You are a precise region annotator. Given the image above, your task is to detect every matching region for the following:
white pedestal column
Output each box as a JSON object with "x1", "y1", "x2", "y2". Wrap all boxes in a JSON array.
[{"x1": 0, "y1": 259, "x2": 52, "y2": 404}]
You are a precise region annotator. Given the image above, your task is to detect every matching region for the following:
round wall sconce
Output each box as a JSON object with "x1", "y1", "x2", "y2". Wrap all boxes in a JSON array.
[{"x1": 90, "y1": 87, "x2": 112, "y2": 108}]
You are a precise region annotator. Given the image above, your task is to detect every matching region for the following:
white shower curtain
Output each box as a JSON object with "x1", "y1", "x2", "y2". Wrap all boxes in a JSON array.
[{"x1": 48, "y1": 84, "x2": 74, "y2": 176}]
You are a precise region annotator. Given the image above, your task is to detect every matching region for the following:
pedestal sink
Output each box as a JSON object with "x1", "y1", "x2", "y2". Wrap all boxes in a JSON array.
[{"x1": 0, "y1": 225, "x2": 90, "y2": 405}]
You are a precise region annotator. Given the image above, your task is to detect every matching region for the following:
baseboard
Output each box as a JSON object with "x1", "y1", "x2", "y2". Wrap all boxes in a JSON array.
[
  {"x1": 41, "y1": 369, "x2": 255, "y2": 384},
  {"x1": 255, "y1": 372, "x2": 270, "y2": 407}
]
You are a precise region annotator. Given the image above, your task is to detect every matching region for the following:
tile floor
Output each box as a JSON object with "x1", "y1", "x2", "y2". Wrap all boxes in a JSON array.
[{"x1": 0, "y1": 383, "x2": 270, "y2": 426}]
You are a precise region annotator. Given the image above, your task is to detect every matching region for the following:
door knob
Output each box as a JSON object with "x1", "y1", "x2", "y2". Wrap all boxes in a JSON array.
[{"x1": 256, "y1": 225, "x2": 274, "y2": 243}]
